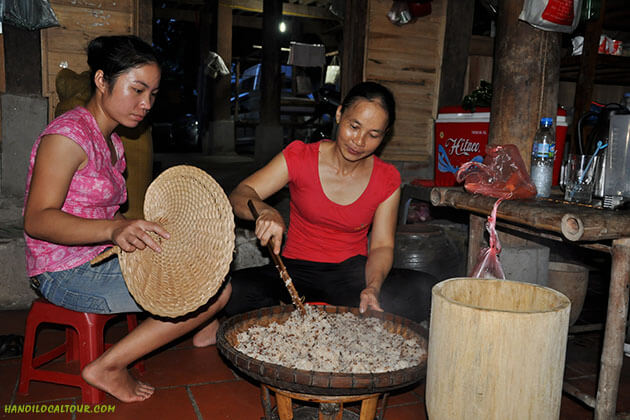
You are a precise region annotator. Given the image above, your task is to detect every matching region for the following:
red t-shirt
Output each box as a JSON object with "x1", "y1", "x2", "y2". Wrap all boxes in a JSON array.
[{"x1": 282, "y1": 140, "x2": 401, "y2": 263}]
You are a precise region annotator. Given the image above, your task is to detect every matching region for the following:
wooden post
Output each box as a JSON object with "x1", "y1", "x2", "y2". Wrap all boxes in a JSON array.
[
  {"x1": 489, "y1": 0, "x2": 561, "y2": 169},
  {"x1": 275, "y1": 392, "x2": 294, "y2": 420},
  {"x1": 198, "y1": 5, "x2": 213, "y2": 154},
  {"x1": 135, "y1": 0, "x2": 153, "y2": 43},
  {"x1": 571, "y1": 0, "x2": 607, "y2": 154},
  {"x1": 260, "y1": 385, "x2": 273, "y2": 420},
  {"x1": 467, "y1": 214, "x2": 485, "y2": 276},
  {"x1": 359, "y1": 395, "x2": 379, "y2": 419},
  {"x1": 0, "y1": 34, "x2": 5, "y2": 94},
  {"x1": 208, "y1": 2, "x2": 235, "y2": 155},
  {"x1": 341, "y1": 0, "x2": 367, "y2": 98},
  {"x1": 255, "y1": 0, "x2": 283, "y2": 163},
  {"x1": 594, "y1": 237, "x2": 630, "y2": 419},
  {"x1": 437, "y1": 0, "x2": 475, "y2": 108}
]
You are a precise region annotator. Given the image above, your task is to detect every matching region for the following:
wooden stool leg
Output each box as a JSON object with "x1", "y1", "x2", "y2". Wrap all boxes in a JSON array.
[
  {"x1": 359, "y1": 395, "x2": 380, "y2": 420},
  {"x1": 275, "y1": 392, "x2": 293, "y2": 420},
  {"x1": 260, "y1": 385, "x2": 274, "y2": 420}
]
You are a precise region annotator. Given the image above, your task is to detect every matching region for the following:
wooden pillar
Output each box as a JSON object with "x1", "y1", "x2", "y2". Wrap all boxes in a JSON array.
[
  {"x1": 488, "y1": 0, "x2": 561, "y2": 169},
  {"x1": 255, "y1": 0, "x2": 283, "y2": 163},
  {"x1": 571, "y1": 0, "x2": 606, "y2": 154},
  {"x1": 199, "y1": 5, "x2": 213, "y2": 154},
  {"x1": 135, "y1": 0, "x2": 153, "y2": 43},
  {"x1": 595, "y1": 237, "x2": 630, "y2": 419},
  {"x1": 437, "y1": 0, "x2": 475, "y2": 108},
  {"x1": 207, "y1": 2, "x2": 235, "y2": 155},
  {"x1": 341, "y1": 0, "x2": 367, "y2": 98}
]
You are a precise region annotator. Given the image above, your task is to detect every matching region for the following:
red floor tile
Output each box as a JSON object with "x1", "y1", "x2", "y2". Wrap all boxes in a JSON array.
[
  {"x1": 76, "y1": 387, "x2": 197, "y2": 420},
  {"x1": 385, "y1": 383, "x2": 423, "y2": 406},
  {"x1": 382, "y1": 402, "x2": 427, "y2": 420},
  {"x1": 0, "y1": 310, "x2": 27, "y2": 336},
  {"x1": 559, "y1": 395, "x2": 594, "y2": 420},
  {"x1": 14, "y1": 380, "x2": 82, "y2": 404},
  {"x1": 140, "y1": 345, "x2": 236, "y2": 388},
  {"x1": 0, "y1": 361, "x2": 19, "y2": 403},
  {"x1": 2, "y1": 307, "x2": 630, "y2": 419},
  {"x1": 191, "y1": 379, "x2": 265, "y2": 420},
  {"x1": 0, "y1": 403, "x2": 75, "y2": 420}
]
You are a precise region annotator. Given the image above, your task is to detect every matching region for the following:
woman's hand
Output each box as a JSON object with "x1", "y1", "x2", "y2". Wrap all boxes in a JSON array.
[
  {"x1": 228, "y1": 151, "x2": 290, "y2": 255},
  {"x1": 254, "y1": 208, "x2": 286, "y2": 255},
  {"x1": 110, "y1": 219, "x2": 170, "y2": 253},
  {"x1": 359, "y1": 287, "x2": 383, "y2": 314}
]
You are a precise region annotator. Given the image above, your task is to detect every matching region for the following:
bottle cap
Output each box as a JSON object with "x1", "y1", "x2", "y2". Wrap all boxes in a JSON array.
[{"x1": 540, "y1": 117, "x2": 553, "y2": 127}]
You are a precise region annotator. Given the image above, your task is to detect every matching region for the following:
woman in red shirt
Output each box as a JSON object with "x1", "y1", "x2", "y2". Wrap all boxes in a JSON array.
[{"x1": 214, "y1": 82, "x2": 437, "y2": 337}]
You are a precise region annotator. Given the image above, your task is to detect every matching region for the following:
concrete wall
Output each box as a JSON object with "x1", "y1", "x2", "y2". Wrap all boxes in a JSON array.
[
  {"x1": 1, "y1": 94, "x2": 48, "y2": 197},
  {"x1": 0, "y1": 94, "x2": 48, "y2": 309}
]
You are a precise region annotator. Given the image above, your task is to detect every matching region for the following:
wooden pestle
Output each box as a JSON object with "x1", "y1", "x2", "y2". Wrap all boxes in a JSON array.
[{"x1": 247, "y1": 200, "x2": 307, "y2": 316}]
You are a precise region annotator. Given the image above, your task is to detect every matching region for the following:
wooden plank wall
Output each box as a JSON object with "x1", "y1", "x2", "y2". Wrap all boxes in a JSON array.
[
  {"x1": 465, "y1": 35, "x2": 493, "y2": 96},
  {"x1": 364, "y1": 0, "x2": 448, "y2": 162},
  {"x1": 40, "y1": 0, "x2": 144, "y2": 122}
]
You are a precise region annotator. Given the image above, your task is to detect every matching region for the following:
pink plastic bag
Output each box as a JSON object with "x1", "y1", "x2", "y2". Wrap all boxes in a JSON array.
[
  {"x1": 456, "y1": 144, "x2": 537, "y2": 200},
  {"x1": 470, "y1": 198, "x2": 506, "y2": 279}
]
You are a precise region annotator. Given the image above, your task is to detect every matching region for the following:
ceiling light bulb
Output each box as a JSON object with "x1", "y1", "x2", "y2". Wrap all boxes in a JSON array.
[{"x1": 279, "y1": 22, "x2": 286, "y2": 33}]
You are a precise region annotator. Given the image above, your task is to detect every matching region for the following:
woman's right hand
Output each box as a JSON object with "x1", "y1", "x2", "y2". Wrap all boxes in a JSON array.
[
  {"x1": 254, "y1": 208, "x2": 285, "y2": 255},
  {"x1": 110, "y1": 219, "x2": 170, "y2": 253}
]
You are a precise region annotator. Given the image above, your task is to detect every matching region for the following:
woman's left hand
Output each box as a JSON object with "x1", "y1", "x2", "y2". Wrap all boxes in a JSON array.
[{"x1": 359, "y1": 287, "x2": 383, "y2": 313}]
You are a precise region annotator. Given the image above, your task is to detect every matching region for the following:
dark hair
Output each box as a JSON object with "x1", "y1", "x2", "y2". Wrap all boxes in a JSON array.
[
  {"x1": 340, "y1": 81, "x2": 396, "y2": 131},
  {"x1": 87, "y1": 35, "x2": 160, "y2": 91}
]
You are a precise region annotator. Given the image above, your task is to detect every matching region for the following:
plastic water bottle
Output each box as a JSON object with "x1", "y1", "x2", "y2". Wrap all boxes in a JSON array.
[{"x1": 530, "y1": 117, "x2": 555, "y2": 198}]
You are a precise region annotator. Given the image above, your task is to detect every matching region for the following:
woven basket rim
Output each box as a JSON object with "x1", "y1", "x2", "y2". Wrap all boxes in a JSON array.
[
  {"x1": 118, "y1": 165, "x2": 235, "y2": 318},
  {"x1": 216, "y1": 305, "x2": 428, "y2": 395}
]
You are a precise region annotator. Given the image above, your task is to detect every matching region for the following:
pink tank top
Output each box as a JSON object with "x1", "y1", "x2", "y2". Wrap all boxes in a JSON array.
[{"x1": 24, "y1": 107, "x2": 127, "y2": 276}]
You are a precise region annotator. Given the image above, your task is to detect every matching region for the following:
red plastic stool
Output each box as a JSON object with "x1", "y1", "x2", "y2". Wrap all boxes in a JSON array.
[{"x1": 18, "y1": 298, "x2": 144, "y2": 404}]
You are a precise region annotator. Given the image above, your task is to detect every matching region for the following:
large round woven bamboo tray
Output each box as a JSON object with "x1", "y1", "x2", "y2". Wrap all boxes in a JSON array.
[
  {"x1": 114, "y1": 165, "x2": 234, "y2": 318},
  {"x1": 216, "y1": 305, "x2": 428, "y2": 396}
]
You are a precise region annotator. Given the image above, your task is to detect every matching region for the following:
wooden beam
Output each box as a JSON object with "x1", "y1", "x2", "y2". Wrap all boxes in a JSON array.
[
  {"x1": 469, "y1": 35, "x2": 494, "y2": 57},
  {"x1": 571, "y1": 0, "x2": 607, "y2": 154},
  {"x1": 438, "y1": 0, "x2": 475, "y2": 108},
  {"x1": 341, "y1": 0, "x2": 367, "y2": 97},
  {"x1": 136, "y1": 0, "x2": 152, "y2": 43},
  {"x1": 215, "y1": 2, "x2": 232, "y2": 121},
  {"x1": 220, "y1": 0, "x2": 337, "y2": 20},
  {"x1": 233, "y1": 14, "x2": 262, "y2": 29},
  {"x1": 260, "y1": 0, "x2": 281, "y2": 125},
  {"x1": 154, "y1": 7, "x2": 201, "y2": 22}
]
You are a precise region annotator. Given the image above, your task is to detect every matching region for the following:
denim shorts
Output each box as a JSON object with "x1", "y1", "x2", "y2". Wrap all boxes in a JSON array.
[{"x1": 34, "y1": 257, "x2": 142, "y2": 314}]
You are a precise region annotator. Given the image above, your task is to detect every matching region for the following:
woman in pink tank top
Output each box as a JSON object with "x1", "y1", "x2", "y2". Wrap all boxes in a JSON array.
[{"x1": 23, "y1": 36, "x2": 231, "y2": 403}]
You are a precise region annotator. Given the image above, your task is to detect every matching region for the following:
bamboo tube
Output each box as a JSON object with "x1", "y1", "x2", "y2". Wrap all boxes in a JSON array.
[
  {"x1": 426, "y1": 278, "x2": 570, "y2": 420},
  {"x1": 430, "y1": 187, "x2": 630, "y2": 241}
]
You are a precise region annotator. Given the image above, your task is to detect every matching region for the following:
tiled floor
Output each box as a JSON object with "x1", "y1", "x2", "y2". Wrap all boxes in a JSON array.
[{"x1": 0, "y1": 305, "x2": 629, "y2": 420}]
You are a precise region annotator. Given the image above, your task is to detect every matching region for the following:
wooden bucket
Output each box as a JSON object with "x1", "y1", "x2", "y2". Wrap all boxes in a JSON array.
[{"x1": 426, "y1": 278, "x2": 570, "y2": 420}]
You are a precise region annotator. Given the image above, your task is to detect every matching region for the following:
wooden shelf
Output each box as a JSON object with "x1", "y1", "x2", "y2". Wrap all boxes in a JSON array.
[{"x1": 560, "y1": 54, "x2": 630, "y2": 86}]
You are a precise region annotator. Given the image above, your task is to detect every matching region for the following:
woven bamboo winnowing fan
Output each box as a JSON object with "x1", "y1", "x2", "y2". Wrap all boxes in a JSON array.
[{"x1": 93, "y1": 165, "x2": 235, "y2": 318}]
